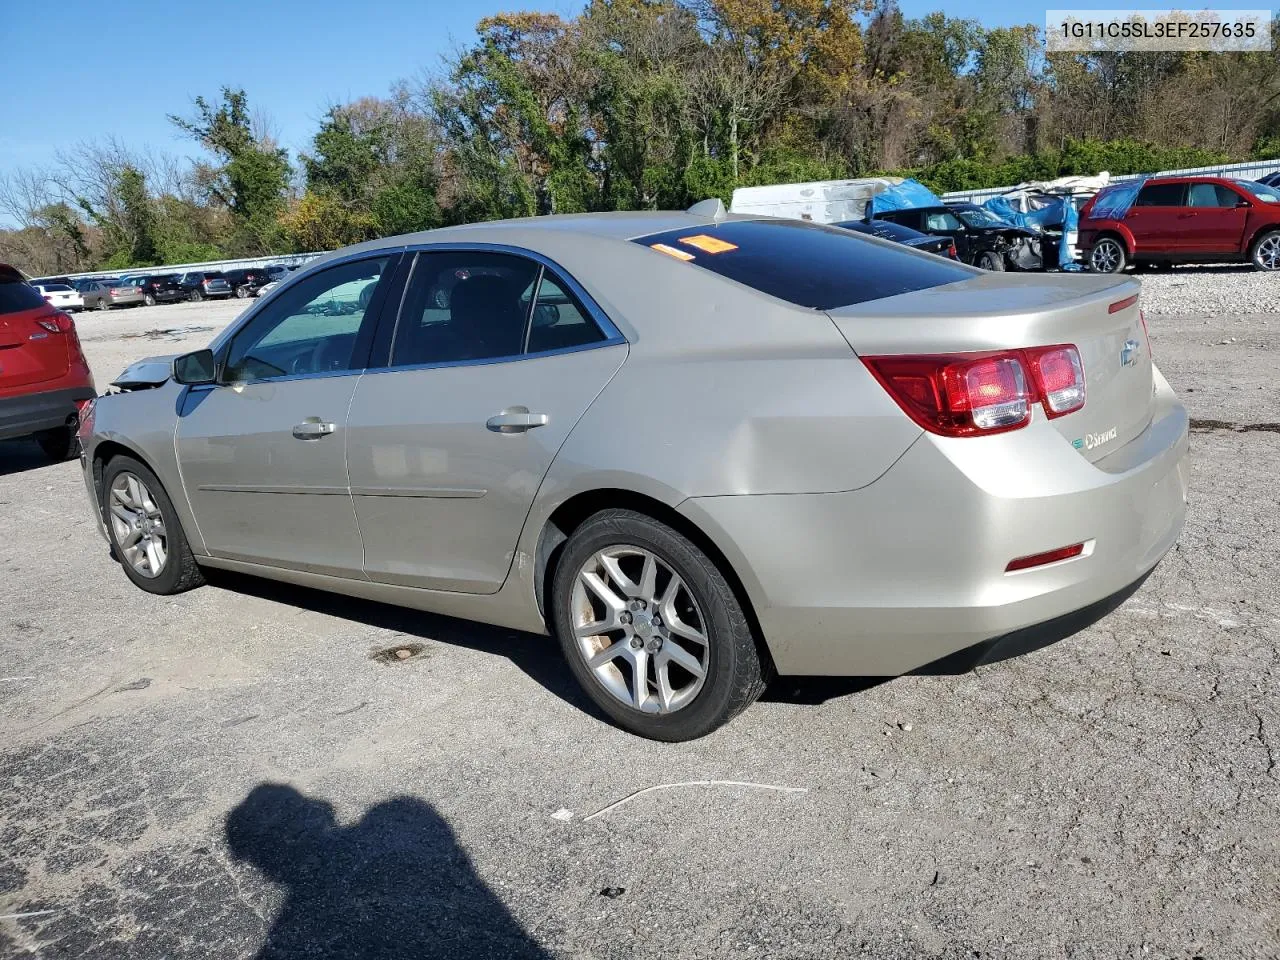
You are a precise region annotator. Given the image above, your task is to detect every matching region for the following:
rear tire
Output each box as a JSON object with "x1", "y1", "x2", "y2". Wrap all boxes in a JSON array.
[
  {"x1": 1089, "y1": 237, "x2": 1128, "y2": 273},
  {"x1": 35, "y1": 425, "x2": 74, "y2": 461},
  {"x1": 1250, "y1": 230, "x2": 1280, "y2": 271},
  {"x1": 235, "y1": 285, "x2": 250, "y2": 299},
  {"x1": 101, "y1": 455, "x2": 206, "y2": 595},
  {"x1": 977, "y1": 250, "x2": 1005, "y2": 271},
  {"x1": 190, "y1": 289, "x2": 203, "y2": 302},
  {"x1": 96, "y1": 298, "x2": 110, "y2": 311},
  {"x1": 143, "y1": 293, "x2": 156, "y2": 306},
  {"x1": 551, "y1": 508, "x2": 767, "y2": 741}
]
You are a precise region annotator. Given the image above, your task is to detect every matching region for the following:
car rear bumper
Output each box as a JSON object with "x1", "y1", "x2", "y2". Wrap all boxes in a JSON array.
[
  {"x1": 0, "y1": 385, "x2": 96, "y2": 441},
  {"x1": 680, "y1": 369, "x2": 1189, "y2": 676},
  {"x1": 109, "y1": 294, "x2": 145, "y2": 306}
]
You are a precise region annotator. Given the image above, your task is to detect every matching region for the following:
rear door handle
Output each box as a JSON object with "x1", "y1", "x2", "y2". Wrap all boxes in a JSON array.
[
  {"x1": 1178, "y1": 212, "x2": 1198, "y2": 219},
  {"x1": 486, "y1": 408, "x2": 549, "y2": 433},
  {"x1": 292, "y1": 420, "x2": 336, "y2": 439}
]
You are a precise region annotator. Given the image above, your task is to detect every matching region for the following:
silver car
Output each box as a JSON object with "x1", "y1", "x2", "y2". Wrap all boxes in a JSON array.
[
  {"x1": 81, "y1": 279, "x2": 145, "y2": 310},
  {"x1": 78, "y1": 210, "x2": 1189, "y2": 740}
]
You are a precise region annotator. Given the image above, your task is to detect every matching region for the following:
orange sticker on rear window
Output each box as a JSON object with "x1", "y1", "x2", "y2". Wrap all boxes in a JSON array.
[
  {"x1": 650, "y1": 243, "x2": 695, "y2": 261},
  {"x1": 677, "y1": 234, "x2": 738, "y2": 254}
]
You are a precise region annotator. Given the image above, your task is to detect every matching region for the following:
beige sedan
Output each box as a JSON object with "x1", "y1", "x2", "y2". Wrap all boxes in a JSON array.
[{"x1": 80, "y1": 279, "x2": 144, "y2": 310}]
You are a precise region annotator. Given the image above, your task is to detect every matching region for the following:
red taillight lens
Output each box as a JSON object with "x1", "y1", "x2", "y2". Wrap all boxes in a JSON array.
[
  {"x1": 947, "y1": 242, "x2": 957, "y2": 259},
  {"x1": 36, "y1": 313, "x2": 73, "y2": 333},
  {"x1": 865, "y1": 344, "x2": 1086, "y2": 437},
  {"x1": 77, "y1": 398, "x2": 96, "y2": 440},
  {"x1": 941, "y1": 356, "x2": 1032, "y2": 430},
  {"x1": 1025, "y1": 345, "x2": 1085, "y2": 417},
  {"x1": 863, "y1": 353, "x2": 1032, "y2": 436}
]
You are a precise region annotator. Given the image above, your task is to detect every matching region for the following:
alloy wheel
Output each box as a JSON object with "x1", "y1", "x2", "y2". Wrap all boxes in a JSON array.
[
  {"x1": 1091, "y1": 239, "x2": 1123, "y2": 273},
  {"x1": 108, "y1": 472, "x2": 168, "y2": 578},
  {"x1": 1257, "y1": 235, "x2": 1280, "y2": 271},
  {"x1": 571, "y1": 546, "x2": 709, "y2": 714}
]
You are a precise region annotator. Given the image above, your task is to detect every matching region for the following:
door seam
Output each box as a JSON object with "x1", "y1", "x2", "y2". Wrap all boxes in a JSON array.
[{"x1": 343, "y1": 371, "x2": 373, "y2": 580}]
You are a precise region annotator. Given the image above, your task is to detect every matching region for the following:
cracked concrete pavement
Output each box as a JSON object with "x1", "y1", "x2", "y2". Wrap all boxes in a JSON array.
[{"x1": 1, "y1": 292, "x2": 1277, "y2": 958}]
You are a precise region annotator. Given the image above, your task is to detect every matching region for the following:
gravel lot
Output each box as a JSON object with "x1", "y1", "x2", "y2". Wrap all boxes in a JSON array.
[{"x1": 1, "y1": 278, "x2": 1277, "y2": 959}]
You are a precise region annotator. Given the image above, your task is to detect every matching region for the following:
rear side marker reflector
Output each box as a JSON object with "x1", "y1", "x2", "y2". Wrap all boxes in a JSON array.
[
  {"x1": 1005, "y1": 543, "x2": 1085, "y2": 572},
  {"x1": 1109, "y1": 294, "x2": 1138, "y2": 314}
]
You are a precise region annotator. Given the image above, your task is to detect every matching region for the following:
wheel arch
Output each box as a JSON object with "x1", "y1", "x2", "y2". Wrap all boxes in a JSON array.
[
  {"x1": 91, "y1": 439, "x2": 172, "y2": 525},
  {"x1": 534, "y1": 487, "x2": 776, "y2": 676},
  {"x1": 1245, "y1": 222, "x2": 1280, "y2": 255},
  {"x1": 1092, "y1": 228, "x2": 1134, "y2": 255}
]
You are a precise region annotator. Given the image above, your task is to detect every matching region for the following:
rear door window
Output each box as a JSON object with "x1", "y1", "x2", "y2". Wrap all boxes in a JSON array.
[
  {"x1": 389, "y1": 252, "x2": 541, "y2": 367},
  {"x1": 633, "y1": 219, "x2": 973, "y2": 310},
  {"x1": 1187, "y1": 183, "x2": 1238, "y2": 208},
  {"x1": 1135, "y1": 183, "x2": 1185, "y2": 206}
]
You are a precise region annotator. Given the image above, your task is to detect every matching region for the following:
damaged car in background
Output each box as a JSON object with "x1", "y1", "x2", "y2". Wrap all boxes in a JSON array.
[{"x1": 730, "y1": 176, "x2": 1043, "y2": 271}]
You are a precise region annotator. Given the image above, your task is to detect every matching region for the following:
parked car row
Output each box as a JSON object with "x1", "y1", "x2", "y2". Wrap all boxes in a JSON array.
[{"x1": 26, "y1": 264, "x2": 297, "y2": 310}]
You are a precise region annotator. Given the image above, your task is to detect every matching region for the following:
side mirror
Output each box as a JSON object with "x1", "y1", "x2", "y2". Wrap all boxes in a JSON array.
[{"x1": 173, "y1": 349, "x2": 217, "y2": 386}]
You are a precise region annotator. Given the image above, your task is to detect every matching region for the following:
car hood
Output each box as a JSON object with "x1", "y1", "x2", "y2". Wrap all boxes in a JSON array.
[{"x1": 111, "y1": 354, "x2": 176, "y2": 390}]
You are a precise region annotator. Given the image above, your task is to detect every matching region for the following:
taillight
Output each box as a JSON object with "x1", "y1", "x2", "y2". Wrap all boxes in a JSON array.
[
  {"x1": 1025, "y1": 345, "x2": 1085, "y2": 417},
  {"x1": 36, "y1": 313, "x2": 73, "y2": 333},
  {"x1": 77, "y1": 397, "x2": 96, "y2": 440},
  {"x1": 947, "y1": 242, "x2": 957, "y2": 259},
  {"x1": 864, "y1": 344, "x2": 1085, "y2": 437}
]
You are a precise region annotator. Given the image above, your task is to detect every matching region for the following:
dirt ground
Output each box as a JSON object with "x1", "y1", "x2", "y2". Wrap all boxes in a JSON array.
[{"x1": 0, "y1": 289, "x2": 1277, "y2": 959}]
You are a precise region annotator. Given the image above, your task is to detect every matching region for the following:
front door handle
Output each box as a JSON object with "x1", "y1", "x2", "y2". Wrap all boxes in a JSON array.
[
  {"x1": 1177, "y1": 212, "x2": 1198, "y2": 219},
  {"x1": 486, "y1": 407, "x2": 549, "y2": 433},
  {"x1": 292, "y1": 419, "x2": 336, "y2": 440}
]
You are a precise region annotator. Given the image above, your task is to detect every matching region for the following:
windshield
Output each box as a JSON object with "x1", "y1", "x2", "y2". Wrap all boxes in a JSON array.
[
  {"x1": 954, "y1": 206, "x2": 1008, "y2": 228},
  {"x1": 1235, "y1": 179, "x2": 1280, "y2": 203}
]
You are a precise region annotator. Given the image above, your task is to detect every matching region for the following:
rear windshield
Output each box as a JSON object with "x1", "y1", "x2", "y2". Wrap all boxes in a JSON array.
[
  {"x1": 41, "y1": 283, "x2": 73, "y2": 291},
  {"x1": 632, "y1": 219, "x2": 973, "y2": 309},
  {"x1": 0, "y1": 278, "x2": 49, "y2": 315},
  {"x1": 203, "y1": 272, "x2": 226, "y2": 279}
]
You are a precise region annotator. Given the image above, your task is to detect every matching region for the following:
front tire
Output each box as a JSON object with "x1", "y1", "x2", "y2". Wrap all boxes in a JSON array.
[
  {"x1": 977, "y1": 250, "x2": 1005, "y2": 271},
  {"x1": 1089, "y1": 237, "x2": 1128, "y2": 273},
  {"x1": 551, "y1": 509, "x2": 766, "y2": 741},
  {"x1": 1250, "y1": 230, "x2": 1280, "y2": 271},
  {"x1": 101, "y1": 455, "x2": 205, "y2": 595},
  {"x1": 96, "y1": 298, "x2": 110, "y2": 311}
]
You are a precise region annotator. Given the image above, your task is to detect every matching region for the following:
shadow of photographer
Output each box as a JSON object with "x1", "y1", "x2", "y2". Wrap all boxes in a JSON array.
[{"x1": 225, "y1": 783, "x2": 551, "y2": 959}]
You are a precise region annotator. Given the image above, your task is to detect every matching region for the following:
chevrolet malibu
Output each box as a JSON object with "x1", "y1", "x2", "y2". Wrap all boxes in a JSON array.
[{"x1": 78, "y1": 209, "x2": 1189, "y2": 740}]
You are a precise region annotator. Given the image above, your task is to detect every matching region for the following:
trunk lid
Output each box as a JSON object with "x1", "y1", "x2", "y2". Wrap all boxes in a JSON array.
[
  {"x1": 827, "y1": 273, "x2": 1153, "y2": 462},
  {"x1": 0, "y1": 306, "x2": 71, "y2": 389}
]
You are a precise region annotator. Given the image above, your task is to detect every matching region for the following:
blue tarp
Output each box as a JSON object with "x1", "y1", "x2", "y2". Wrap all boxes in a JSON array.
[
  {"x1": 868, "y1": 179, "x2": 945, "y2": 214},
  {"x1": 1089, "y1": 179, "x2": 1146, "y2": 221},
  {"x1": 981, "y1": 194, "x2": 1082, "y2": 269}
]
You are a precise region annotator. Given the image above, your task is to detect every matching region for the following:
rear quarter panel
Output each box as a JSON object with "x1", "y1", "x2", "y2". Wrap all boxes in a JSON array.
[{"x1": 524, "y1": 235, "x2": 923, "y2": 504}]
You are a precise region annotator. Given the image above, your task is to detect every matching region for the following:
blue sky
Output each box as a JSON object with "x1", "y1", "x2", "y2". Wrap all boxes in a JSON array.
[{"x1": 0, "y1": 0, "x2": 1255, "y2": 177}]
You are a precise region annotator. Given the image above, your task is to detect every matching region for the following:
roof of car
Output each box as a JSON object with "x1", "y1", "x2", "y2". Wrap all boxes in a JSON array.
[{"x1": 328, "y1": 211, "x2": 762, "y2": 262}]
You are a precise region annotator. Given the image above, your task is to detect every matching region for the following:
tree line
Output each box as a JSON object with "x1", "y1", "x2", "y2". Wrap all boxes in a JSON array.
[{"x1": 4, "y1": 0, "x2": 1279, "y2": 275}]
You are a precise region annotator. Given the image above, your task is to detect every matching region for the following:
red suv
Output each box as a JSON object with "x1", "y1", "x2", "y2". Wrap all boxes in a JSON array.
[
  {"x1": 1079, "y1": 175, "x2": 1280, "y2": 273},
  {"x1": 0, "y1": 264, "x2": 95, "y2": 461}
]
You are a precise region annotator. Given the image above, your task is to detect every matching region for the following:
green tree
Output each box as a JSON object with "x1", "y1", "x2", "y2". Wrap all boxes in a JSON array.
[{"x1": 169, "y1": 88, "x2": 291, "y2": 254}]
